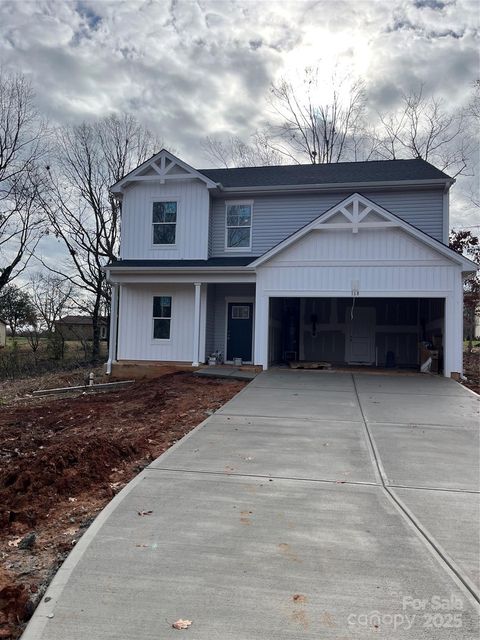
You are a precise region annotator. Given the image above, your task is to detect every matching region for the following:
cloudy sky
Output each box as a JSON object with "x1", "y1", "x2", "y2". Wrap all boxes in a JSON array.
[{"x1": 1, "y1": 0, "x2": 479, "y2": 232}]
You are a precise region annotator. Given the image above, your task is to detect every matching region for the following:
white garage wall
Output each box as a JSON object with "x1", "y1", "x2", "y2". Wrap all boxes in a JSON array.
[
  {"x1": 264, "y1": 228, "x2": 443, "y2": 264},
  {"x1": 257, "y1": 264, "x2": 457, "y2": 295},
  {"x1": 257, "y1": 227, "x2": 458, "y2": 296},
  {"x1": 254, "y1": 227, "x2": 464, "y2": 376}
]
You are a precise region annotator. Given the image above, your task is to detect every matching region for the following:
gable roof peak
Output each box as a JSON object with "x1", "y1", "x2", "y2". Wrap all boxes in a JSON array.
[{"x1": 110, "y1": 148, "x2": 218, "y2": 194}]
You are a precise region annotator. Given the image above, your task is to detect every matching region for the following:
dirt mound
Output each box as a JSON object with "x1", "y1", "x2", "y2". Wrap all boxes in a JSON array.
[
  {"x1": 0, "y1": 371, "x2": 245, "y2": 639},
  {"x1": 1, "y1": 432, "x2": 135, "y2": 529},
  {"x1": 0, "y1": 571, "x2": 33, "y2": 629}
]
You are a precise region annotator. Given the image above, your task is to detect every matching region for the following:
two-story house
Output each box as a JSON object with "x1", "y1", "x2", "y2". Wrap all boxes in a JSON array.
[{"x1": 105, "y1": 149, "x2": 475, "y2": 378}]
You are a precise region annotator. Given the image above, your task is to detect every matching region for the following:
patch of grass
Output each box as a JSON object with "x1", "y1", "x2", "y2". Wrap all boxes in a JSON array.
[
  {"x1": 4, "y1": 337, "x2": 107, "y2": 357},
  {"x1": 0, "y1": 338, "x2": 107, "y2": 381},
  {"x1": 5, "y1": 336, "x2": 30, "y2": 351}
]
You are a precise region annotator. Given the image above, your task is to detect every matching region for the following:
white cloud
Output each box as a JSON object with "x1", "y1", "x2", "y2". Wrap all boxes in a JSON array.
[{"x1": 0, "y1": 0, "x2": 478, "y2": 232}]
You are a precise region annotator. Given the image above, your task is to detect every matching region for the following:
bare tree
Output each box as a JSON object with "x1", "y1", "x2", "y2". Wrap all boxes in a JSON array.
[
  {"x1": 40, "y1": 113, "x2": 161, "y2": 359},
  {"x1": 0, "y1": 71, "x2": 46, "y2": 290},
  {"x1": 449, "y1": 229, "x2": 480, "y2": 351},
  {"x1": 30, "y1": 271, "x2": 74, "y2": 333},
  {"x1": 466, "y1": 79, "x2": 480, "y2": 122},
  {"x1": 202, "y1": 132, "x2": 284, "y2": 168},
  {"x1": 203, "y1": 70, "x2": 371, "y2": 168},
  {"x1": 265, "y1": 68, "x2": 368, "y2": 164},
  {"x1": 375, "y1": 86, "x2": 471, "y2": 177},
  {"x1": 26, "y1": 324, "x2": 41, "y2": 362}
]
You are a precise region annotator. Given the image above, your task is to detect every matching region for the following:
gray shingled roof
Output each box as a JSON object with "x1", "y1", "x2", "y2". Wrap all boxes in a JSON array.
[
  {"x1": 199, "y1": 158, "x2": 451, "y2": 188},
  {"x1": 108, "y1": 257, "x2": 257, "y2": 268}
]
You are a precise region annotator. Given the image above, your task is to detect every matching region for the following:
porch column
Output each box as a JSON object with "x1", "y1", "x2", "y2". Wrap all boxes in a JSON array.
[
  {"x1": 199, "y1": 284, "x2": 207, "y2": 364},
  {"x1": 192, "y1": 282, "x2": 202, "y2": 367},
  {"x1": 444, "y1": 273, "x2": 464, "y2": 377},
  {"x1": 106, "y1": 283, "x2": 119, "y2": 375},
  {"x1": 254, "y1": 290, "x2": 269, "y2": 370}
]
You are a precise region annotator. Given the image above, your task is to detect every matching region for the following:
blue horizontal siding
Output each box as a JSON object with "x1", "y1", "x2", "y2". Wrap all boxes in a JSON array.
[{"x1": 209, "y1": 188, "x2": 444, "y2": 257}]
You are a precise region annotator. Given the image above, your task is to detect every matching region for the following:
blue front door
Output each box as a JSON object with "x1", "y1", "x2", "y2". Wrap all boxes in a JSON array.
[{"x1": 227, "y1": 302, "x2": 253, "y2": 362}]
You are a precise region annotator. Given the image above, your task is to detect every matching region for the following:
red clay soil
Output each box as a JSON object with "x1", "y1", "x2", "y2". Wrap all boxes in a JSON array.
[{"x1": 0, "y1": 372, "x2": 246, "y2": 639}]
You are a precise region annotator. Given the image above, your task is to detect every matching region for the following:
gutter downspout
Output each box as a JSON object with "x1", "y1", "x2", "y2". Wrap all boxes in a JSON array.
[
  {"x1": 443, "y1": 181, "x2": 451, "y2": 245},
  {"x1": 106, "y1": 282, "x2": 119, "y2": 375}
]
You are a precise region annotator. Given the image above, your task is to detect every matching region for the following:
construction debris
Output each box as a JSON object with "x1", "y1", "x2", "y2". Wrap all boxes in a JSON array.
[
  {"x1": 32, "y1": 380, "x2": 135, "y2": 397},
  {"x1": 288, "y1": 361, "x2": 332, "y2": 370}
]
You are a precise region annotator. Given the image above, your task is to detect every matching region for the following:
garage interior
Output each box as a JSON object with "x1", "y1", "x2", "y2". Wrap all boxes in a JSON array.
[{"x1": 268, "y1": 297, "x2": 445, "y2": 373}]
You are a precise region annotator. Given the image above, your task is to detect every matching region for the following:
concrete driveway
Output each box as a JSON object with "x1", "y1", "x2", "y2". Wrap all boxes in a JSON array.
[{"x1": 23, "y1": 371, "x2": 480, "y2": 639}]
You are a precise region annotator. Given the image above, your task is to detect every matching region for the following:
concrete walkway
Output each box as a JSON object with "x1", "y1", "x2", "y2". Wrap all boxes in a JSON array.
[
  {"x1": 193, "y1": 365, "x2": 258, "y2": 381},
  {"x1": 23, "y1": 371, "x2": 480, "y2": 639}
]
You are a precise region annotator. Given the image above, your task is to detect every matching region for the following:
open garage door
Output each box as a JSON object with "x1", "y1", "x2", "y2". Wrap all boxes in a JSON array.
[{"x1": 268, "y1": 297, "x2": 445, "y2": 373}]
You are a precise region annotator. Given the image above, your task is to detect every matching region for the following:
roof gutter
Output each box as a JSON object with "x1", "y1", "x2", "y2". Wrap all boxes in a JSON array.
[{"x1": 214, "y1": 178, "x2": 453, "y2": 195}]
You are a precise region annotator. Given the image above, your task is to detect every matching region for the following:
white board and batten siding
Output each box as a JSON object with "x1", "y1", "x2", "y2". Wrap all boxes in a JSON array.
[
  {"x1": 254, "y1": 226, "x2": 464, "y2": 376},
  {"x1": 257, "y1": 228, "x2": 459, "y2": 294},
  {"x1": 117, "y1": 284, "x2": 207, "y2": 363},
  {"x1": 120, "y1": 180, "x2": 210, "y2": 260}
]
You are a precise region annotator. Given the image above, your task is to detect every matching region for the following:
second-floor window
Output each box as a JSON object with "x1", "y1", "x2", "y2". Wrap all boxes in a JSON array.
[
  {"x1": 225, "y1": 201, "x2": 252, "y2": 250},
  {"x1": 153, "y1": 201, "x2": 177, "y2": 245}
]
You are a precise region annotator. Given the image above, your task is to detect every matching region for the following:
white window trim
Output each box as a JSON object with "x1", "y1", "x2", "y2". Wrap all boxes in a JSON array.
[
  {"x1": 224, "y1": 200, "x2": 253, "y2": 252},
  {"x1": 151, "y1": 197, "x2": 179, "y2": 250},
  {"x1": 152, "y1": 294, "x2": 173, "y2": 343}
]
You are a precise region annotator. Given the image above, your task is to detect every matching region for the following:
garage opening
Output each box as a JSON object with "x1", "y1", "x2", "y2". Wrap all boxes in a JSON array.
[{"x1": 268, "y1": 297, "x2": 445, "y2": 373}]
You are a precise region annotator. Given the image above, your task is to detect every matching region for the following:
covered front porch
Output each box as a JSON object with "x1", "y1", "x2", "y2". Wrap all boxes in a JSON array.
[{"x1": 106, "y1": 270, "x2": 257, "y2": 372}]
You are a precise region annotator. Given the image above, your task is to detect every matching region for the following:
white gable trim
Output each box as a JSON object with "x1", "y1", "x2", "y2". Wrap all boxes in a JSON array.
[
  {"x1": 111, "y1": 149, "x2": 218, "y2": 194},
  {"x1": 250, "y1": 193, "x2": 476, "y2": 271}
]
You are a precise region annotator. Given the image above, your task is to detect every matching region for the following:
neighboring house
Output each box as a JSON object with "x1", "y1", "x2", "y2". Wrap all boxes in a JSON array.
[
  {"x1": 0, "y1": 318, "x2": 6, "y2": 348},
  {"x1": 55, "y1": 315, "x2": 108, "y2": 341},
  {"x1": 105, "y1": 150, "x2": 476, "y2": 378}
]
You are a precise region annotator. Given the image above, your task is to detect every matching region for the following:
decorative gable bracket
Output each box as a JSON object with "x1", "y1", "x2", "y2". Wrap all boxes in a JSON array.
[
  {"x1": 110, "y1": 149, "x2": 218, "y2": 195},
  {"x1": 314, "y1": 196, "x2": 397, "y2": 234}
]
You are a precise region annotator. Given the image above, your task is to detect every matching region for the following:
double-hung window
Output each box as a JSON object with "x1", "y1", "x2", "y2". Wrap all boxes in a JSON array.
[
  {"x1": 225, "y1": 201, "x2": 252, "y2": 250},
  {"x1": 153, "y1": 201, "x2": 177, "y2": 245},
  {"x1": 153, "y1": 296, "x2": 172, "y2": 340}
]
